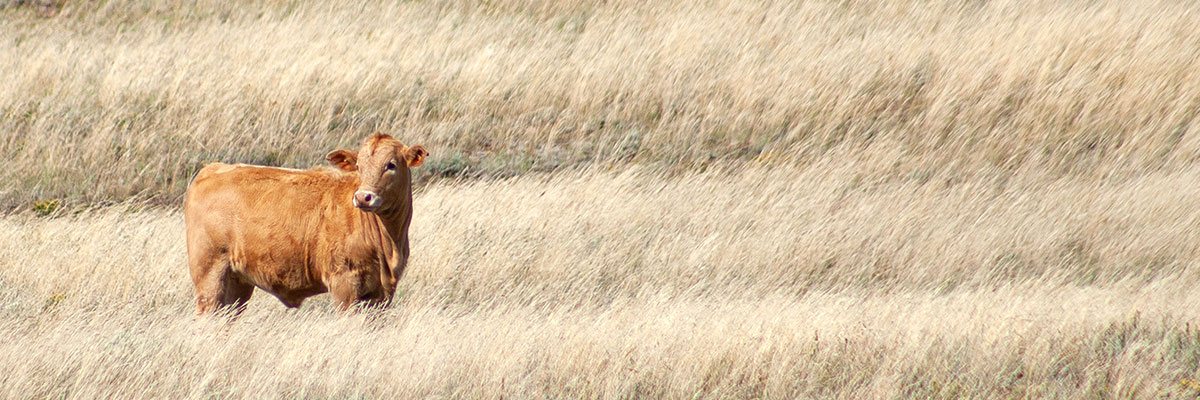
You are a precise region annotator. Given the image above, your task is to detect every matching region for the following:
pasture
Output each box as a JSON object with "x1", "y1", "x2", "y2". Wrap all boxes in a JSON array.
[{"x1": 4, "y1": 0, "x2": 1200, "y2": 398}]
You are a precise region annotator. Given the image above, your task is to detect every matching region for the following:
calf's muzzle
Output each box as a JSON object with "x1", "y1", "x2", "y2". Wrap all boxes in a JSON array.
[{"x1": 353, "y1": 190, "x2": 381, "y2": 211}]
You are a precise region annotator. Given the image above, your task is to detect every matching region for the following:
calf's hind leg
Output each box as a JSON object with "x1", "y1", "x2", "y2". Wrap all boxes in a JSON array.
[{"x1": 190, "y1": 255, "x2": 254, "y2": 315}]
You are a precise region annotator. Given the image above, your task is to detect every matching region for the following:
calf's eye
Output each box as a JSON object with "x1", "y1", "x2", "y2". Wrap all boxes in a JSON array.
[{"x1": 385, "y1": 161, "x2": 396, "y2": 171}]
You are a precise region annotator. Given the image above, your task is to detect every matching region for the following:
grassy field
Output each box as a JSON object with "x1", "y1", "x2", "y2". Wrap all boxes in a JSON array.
[
  {"x1": 5, "y1": 0, "x2": 1200, "y2": 398},
  {"x1": 5, "y1": 166, "x2": 1200, "y2": 397},
  {"x1": 4, "y1": 0, "x2": 1200, "y2": 208}
]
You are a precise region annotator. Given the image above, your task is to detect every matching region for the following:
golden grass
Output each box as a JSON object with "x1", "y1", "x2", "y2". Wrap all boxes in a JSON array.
[
  {"x1": 6, "y1": 0, "x2": 1200, "y2": 397},
  {"x1": 4, "y1": 0, "x2": 1200, "y2": 208},
  {"x1": 4, "y1": 165, "x2": 1200, "y2": 398}
]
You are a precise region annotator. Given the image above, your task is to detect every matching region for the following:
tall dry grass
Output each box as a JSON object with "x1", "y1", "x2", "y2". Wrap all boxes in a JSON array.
[
  {"x1": 4, "y1": 0, "x2": 1200, "y2": 208},
  {"x1": 6, "y1": 0, "x2": 1200, "y2": 397},
  {"x1": 4, "y1": 165, "x2": 1200, "y2": 398}
]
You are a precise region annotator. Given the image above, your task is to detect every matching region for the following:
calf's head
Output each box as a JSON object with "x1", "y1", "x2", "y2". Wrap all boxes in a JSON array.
[{"x1": 325, "y1": 133, "x2": 427, "y2": 213}]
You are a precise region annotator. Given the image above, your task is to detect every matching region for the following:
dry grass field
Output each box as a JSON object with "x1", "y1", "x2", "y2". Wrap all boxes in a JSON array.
[
  {"x1": 6, "y1": 166, "x2": 1200, "y2": 397},
  {"x1": 4, "y1": 0, "x2": 1200, "y2": 207},
  {"x1": 5, "y1": 0, "x2": 1200, "y2": 398}
]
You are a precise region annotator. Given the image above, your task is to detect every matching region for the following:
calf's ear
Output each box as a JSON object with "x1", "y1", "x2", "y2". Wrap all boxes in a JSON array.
[
  {"x1": 325, "y1": 150, "x2": 358, "y2": 171},
  {"x1": 403, "y1": 145, "x2": 428, "y2": 167}
]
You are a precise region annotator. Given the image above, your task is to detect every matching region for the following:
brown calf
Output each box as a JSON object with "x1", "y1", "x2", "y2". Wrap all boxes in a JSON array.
[{"x1": 184, "y1": 133, "x2": 427, "y2": 314}]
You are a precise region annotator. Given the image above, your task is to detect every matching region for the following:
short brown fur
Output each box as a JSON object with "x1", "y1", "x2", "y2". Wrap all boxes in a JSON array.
[{"x1": 184, "y1": 133, "x2": 427, "y2": 314}]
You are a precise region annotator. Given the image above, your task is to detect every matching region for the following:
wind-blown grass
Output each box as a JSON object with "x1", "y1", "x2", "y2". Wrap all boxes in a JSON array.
[
  {"x1": 6, "y1": 0, "x2": 1200, "y2": 397},
  {"x1": 4, "y1": 166, "x2": 1200, "y2": 397},
  {"x1": 3, "y1": 0, "x2": 1200, "y2": 208}
]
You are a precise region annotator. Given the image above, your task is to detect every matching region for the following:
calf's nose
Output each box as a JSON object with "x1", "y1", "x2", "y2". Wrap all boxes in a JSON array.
[{"x1": 353, "y1": 190, "x2": 382, "y2": 210}]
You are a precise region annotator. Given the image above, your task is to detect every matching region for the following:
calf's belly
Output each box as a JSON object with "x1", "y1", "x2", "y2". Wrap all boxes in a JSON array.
[{"x1": 230, "y1": 254, "x2": 326, "y2": 300}]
